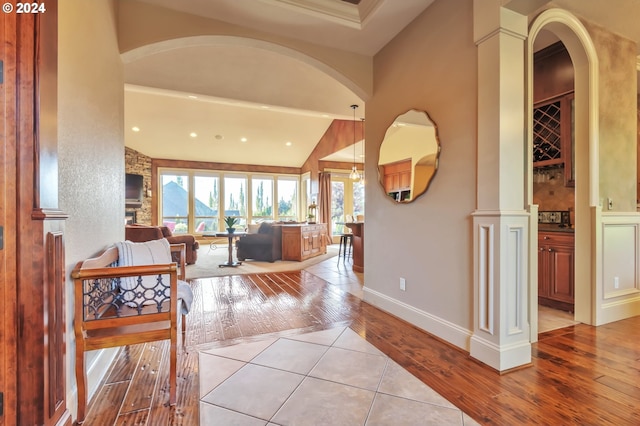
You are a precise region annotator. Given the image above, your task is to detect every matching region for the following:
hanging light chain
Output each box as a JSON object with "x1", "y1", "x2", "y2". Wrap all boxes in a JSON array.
[{"x1": 350, "y1": 104, "x2": 360, "y2": 181}]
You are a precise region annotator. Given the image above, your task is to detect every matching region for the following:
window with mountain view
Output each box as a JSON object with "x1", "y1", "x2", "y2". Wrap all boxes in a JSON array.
[
  {"x1": 161, "y1": 173, "x2": 189, "y2": 234},
  {"x1": 194, "y1": 175, "x2": 219, "y2": 232},
  {"x1": 159, "y1": 169, "x2": 300, "y2": 233}
]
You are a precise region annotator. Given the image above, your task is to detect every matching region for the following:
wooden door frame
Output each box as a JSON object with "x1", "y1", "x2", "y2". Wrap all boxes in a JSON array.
[{"x1": 1, "y1": 10, "x2": 19, "y2": 424}]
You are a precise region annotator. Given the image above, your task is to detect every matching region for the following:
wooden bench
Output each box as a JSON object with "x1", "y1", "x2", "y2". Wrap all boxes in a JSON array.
[{"x1": 71, "y1": 243, "x2": 189, "y2": 424}]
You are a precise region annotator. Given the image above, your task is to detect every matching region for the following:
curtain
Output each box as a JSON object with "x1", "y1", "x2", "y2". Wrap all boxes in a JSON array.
[{"x1": 318, "y1": 172, "x2": 332, "y2": 241}]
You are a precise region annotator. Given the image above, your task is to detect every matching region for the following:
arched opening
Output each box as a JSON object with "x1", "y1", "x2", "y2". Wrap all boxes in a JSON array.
[
  {"x1": 121, "y1": 34, "x2": 367, "y2": 236},
  {"x1": 527, "y1": 9, "x2": 600, "y2": 340}
]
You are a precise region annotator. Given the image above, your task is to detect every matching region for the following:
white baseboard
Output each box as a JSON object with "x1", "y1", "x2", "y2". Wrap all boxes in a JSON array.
[
  {"x1": 362, "y1": 286, "x2": 472, "y2": 351},
  {"x1": 469, "y1": 335, "x2": 532, "y2": 371},
  {"x1": 598, "y1": 296, "x2": 640, "y2": 325}
]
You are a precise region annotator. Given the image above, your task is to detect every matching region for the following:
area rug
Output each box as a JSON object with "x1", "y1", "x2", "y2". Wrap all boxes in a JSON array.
[{"x1": 186, "y1": 244, "x2": 339, "y2": 279}]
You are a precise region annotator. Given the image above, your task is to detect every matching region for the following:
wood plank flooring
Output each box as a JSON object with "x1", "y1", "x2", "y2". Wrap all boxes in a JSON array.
[{"x1": 82, "y1": 270, "x2": 640, "y2": 425}]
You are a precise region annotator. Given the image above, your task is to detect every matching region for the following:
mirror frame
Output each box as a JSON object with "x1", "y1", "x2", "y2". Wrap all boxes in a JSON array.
[{"x1": 377, "y1": 109, "x2": 441, "y2": 203}]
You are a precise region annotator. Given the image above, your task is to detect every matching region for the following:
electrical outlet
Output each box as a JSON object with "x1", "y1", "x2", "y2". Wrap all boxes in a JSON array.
[
  {"x1": 607, "y1": 198, "x2": 613, "y2": 210},
  {"x1": 399, "y1": 277, "x2": 406, "y2": 291},
  {"x1": 614, "y1": 276, "x2": 619, "y2": 289}
]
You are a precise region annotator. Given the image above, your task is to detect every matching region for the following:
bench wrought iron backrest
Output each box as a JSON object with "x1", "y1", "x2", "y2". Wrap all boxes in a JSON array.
[{"x1": 73, "y1": 246, "x2": 179, "y2": 328}]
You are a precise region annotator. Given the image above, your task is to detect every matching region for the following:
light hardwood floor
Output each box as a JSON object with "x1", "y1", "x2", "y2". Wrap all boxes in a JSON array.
[{"x1": 81, "y1": 259, "x2": 640, "y2": 425}]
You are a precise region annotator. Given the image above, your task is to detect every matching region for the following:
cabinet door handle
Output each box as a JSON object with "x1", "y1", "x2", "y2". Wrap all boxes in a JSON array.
[
  {"x1": 548, "y1": 248, "x2": 553, "y2": 252},
  {"x1": 543, "y1": 236, "x2": 550, "y2": 240}
]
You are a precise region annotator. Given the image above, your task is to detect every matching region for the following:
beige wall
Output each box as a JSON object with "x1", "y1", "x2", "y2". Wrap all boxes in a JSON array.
[
  {"x1": 364, "y1": 0, "x2": 477, "y2": 332},
  {"x1": 58, "y1": 0, "x2": 124, "y2": 416},
  {"x1": 586, "y1": 22, "x2": 637, "y2": 212},
  {"x1": 117, "y1": 0, "x2": 372, "y2": 99}
]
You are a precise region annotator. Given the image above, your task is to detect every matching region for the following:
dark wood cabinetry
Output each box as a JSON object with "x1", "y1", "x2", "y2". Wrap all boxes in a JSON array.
[
  {"x1": 344, "y1": 222, "x2": 364, "y2": 272},
  {"x1": 538, "y1": 231, "x2": 574, "y2": 311},
  {"x1": 281, "y1": 224, "x2": 328, "y2": 261},
  {"x1": 533, "y1": 93, "x2": 574, "y2": 186},
  {"x1": 533, "y1": 42, "x2": 575, "y2": 187},
  {"x1": 382, "y1": 159, "x2": 411, "y2": 200}
]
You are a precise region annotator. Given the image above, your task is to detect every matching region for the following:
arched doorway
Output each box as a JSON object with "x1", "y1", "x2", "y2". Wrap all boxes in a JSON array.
[{"x1": 527, "y1": 9, "x2": 600, "y2": 340}]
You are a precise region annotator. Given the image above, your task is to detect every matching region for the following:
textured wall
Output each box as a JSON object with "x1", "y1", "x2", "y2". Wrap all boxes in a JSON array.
[
  {"x1": 585, "y1": 21, "x2": 637, "y2": 212},
  {"x1": 58, "y1": 0, "x2": 124, "y2": 415}
]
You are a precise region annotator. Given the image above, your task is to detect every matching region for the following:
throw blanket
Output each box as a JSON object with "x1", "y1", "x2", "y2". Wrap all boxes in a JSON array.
[
  {"x1": 177, "y1": 281, "x2": 193, "y2": 315},
  {"x1": 115, "y1": 239, "x2": 193, "y2": 314}
]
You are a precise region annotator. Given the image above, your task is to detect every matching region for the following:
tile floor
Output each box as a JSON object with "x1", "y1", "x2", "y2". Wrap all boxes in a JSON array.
[
  {"x1": 304, "y1": 248, "x2": 364, "y2": 299},
  {"x1": 199, "y1": 326, "x2": 480, "y2": 425}
]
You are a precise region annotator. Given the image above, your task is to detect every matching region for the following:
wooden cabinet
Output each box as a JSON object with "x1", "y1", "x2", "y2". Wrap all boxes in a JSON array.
[
  {"x1": 382, "y1": 159, "x2": 411, "y2": 201},
  {"x1": 538, "y1": 232, "x2": 574, "y2": 311},
  {"x1": 281, "y1": 224, "x2": 328, "y2": 261},
  {"x1": 344, "y1": 222, "x2": 364, "y2": 272},
  {"x1": 533, "y1": 93, "x2": 574, "y2": 186},
  {"x1": 382, "y1": 159, "x2": 411, "y2": 193},
  {"x1": 533, "y1": 42, "x2": 575, "y2": 187}
]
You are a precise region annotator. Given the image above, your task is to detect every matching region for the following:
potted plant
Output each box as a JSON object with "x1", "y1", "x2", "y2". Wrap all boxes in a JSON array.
[{"x1": 224, "y1": 216, "x2": 239, "y2": 233}]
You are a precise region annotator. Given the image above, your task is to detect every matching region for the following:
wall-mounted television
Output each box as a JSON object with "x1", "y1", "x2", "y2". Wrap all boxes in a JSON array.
[{"x1": 125, "y1": 173, "x2": 144, "y2": 208}]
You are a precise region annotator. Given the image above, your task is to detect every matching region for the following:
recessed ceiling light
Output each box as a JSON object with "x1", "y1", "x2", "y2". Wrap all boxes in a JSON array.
[
  {"x1": 132, "y1": 126, "x2": 140, "y2": 132},
  {"x1": 214, "y1": 134, "x2": 224, "y2": 141},
  {"x1": 240, "y1": 137, "x2": 247, "y2": 142},
  {"x1": 190, "y1": 132, "x2": 198, "y2": 138},
  {"x1": 285, "y1": 141, "x2": 292, "y2": 146}
]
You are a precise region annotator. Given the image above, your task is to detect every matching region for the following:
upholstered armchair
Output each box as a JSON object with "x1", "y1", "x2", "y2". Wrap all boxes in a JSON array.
[
  {"x1": 236, "y1": 222, "x2": 282, "y2": 262},
  {"x1": 125, "y1": 224, "x2": 200, "y2": 264}
]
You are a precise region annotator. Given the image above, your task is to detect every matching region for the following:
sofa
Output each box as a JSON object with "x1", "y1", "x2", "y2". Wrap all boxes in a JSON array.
[
  {"x1": 236, "y1": 222, "x2": 282, "y2": 262},
  {"x1": 125, "y1": 224, "x2": 200, "y2": 264}
]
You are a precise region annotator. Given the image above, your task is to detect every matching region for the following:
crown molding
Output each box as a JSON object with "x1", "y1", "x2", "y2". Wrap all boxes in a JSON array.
[{"x1": 257, "y1": 0, "x2": 381, "y2": 29}]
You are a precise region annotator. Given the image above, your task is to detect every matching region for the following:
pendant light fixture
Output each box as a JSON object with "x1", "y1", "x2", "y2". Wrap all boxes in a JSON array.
[{"x1": 349, "y1": 104, "x2": 361, "y2": 181}]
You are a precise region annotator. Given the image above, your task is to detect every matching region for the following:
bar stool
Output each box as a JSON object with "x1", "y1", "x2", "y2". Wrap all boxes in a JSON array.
[{"x1": 338, "y1": 233, "x2": 353, "y2": 259}]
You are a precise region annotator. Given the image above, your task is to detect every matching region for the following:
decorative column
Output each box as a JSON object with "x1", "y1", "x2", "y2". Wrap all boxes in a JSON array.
[{"x1": 470, "y1": 2, "x2": 531, "y2": 371}]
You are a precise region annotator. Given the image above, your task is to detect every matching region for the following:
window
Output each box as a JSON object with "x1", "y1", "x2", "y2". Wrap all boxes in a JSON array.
[
  {"x1": 331, "y1": 174, "x2": 365, "y2": 239},
  {"x1": 161, "y1": 173, "x2": 189, "y2": 234},
  {"x1": 224, "y1": 175, "x2": 247, "y2": 229},
  {"x1": 353, "y1": 179, "x2": 365, "y2": 218},
  {"x1": 301, "y1": 174, "x2": 311, "y2": 213},
  {"x1": 194, "y1": 175, "x2": 219, "y2": 232},
  {"x1": 331, "y1": 179, "x2": 346, "y2": 235},
  {"x1": 277, "y1": 178, "x2": 298, "y2": 221},
  {"x1": 252, "y1": 176, "x2": 273, "y2": 222},
  {"x1": 159, "y1": 169, "x2": 300, "y2": 233}
]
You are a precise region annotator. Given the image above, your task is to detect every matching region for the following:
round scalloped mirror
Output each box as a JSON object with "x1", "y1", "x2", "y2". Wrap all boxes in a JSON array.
[{"x1": 377, "y1": 109, "x2": 440, "y2": 203}]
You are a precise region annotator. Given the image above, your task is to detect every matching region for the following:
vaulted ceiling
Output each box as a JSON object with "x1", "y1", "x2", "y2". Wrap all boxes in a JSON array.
[
  {"x1": 122, "y1": 0, "x2": 640, "y2": 168},
  {"x1": 122, "y1": 0, "x2": 435, "y2": 167}
]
